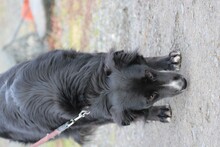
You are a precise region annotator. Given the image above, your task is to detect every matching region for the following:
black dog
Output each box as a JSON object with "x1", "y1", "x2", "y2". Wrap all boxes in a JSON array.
[{"x1": 0, "y1": 50, "x2": 187, "y2": 145}]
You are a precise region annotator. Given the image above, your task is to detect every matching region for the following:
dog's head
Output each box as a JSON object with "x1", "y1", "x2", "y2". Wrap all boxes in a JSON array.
[
  {"x1": 107, "y1": 65, "x2": 187, "y2": 109},
  {"x1": 105, "y1": 51, "x2": 187, "y2": 111}
]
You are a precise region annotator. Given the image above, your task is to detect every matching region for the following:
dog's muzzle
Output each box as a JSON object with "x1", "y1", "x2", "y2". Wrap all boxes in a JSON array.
[{"x1": 163, "y1": 76, "x2": 187, "y2": 91}]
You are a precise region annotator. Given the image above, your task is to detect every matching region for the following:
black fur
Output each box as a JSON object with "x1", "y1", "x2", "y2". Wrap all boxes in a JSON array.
[{"x1": 0, "y1": 50, "x2": 187, "y2": 144}]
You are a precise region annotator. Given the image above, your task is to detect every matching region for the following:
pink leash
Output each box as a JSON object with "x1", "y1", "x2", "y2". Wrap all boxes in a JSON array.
[{"x1": 31, "y1": 110, "x2": 90, "y2": 147}]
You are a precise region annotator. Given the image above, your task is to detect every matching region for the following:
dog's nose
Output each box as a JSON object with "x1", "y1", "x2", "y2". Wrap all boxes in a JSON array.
[{"x1": 181, "y1": 77, "x2": 187, "y2": 90}]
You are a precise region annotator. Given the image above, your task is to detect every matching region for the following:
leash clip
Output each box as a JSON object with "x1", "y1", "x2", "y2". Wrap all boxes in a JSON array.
[
  {"x1": 78, "y1": 110, "x2": 90, "y2": 118},
  {"x1": 58, "y1": 110, "x2": 90, "y2": 131}
]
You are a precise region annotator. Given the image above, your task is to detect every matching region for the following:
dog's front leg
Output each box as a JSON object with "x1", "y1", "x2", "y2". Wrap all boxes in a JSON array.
[
  {"x1": 145, "y1": 105, "x2": 172, "y2": 122},
  {"x1": 133, "y1": 105, "x2": 172, "y2": 123},
  {"x1": 110, "y1": 105, "x2": 172, "y2": 125},
  {"x1": 145, "y1": 51, "x2": 181, "y2": 71}
]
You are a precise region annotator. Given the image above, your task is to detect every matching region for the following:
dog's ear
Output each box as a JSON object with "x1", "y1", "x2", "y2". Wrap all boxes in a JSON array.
[
  {"x1": 104, "y1": 50, "x2": 116, "y2": 76},
  {"x1": 105, "y1": 50, "x2": 138, "y2": 74}
]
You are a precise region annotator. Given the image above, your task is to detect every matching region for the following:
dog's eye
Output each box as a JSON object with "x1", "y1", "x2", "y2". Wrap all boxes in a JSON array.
[
  {"x1": 106, "y1": 70, "x2": 112, "y2": 76},
  {"x1": 145, "y1": 71, "x2": 155, "y2": 81},
  {"x1": 149, "y1": 92, "x2": 158, "y2": 100}
]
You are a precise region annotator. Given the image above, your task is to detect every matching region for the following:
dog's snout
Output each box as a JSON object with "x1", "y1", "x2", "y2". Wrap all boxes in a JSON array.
[
  {"x1": 163, "y1": 75, "x2": 187, "y2": 91},
  {"x1": 174, "y1": 76, "x2": 187, "y2": 91}
]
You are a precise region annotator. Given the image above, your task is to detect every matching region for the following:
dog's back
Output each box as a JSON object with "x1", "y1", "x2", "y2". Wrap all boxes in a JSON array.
[{"x1": 0, "y1": 50, "x2": 105, "y2": 143}]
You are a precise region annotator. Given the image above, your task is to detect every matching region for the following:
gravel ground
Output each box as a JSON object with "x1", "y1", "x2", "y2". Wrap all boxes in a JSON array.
[{"x1": 1, "y1": 0, "x2": 220, "y2": 147}]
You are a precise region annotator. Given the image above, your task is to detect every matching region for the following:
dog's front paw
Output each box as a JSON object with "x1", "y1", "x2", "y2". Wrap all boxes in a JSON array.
[
  {"x1": 157, "y1": 105, "x2": 172, "y2": 123},
  {"x1": 146, "y1": 105, "x2": 172, "y2": 123},
  {"x1": 169, "y1": 51, "x2": 182, "y2": 71}
]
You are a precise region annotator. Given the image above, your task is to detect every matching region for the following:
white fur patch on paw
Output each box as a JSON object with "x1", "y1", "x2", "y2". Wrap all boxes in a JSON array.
[
  {"x1": 169, "y1": 51, "x2": 182, "y2": 71},
  {"x1": 164, "y1": 117, "x2": 171, "y2": 122},
  {"x1": 172, "y1": 55, "x2": 181, "y2": 63}
]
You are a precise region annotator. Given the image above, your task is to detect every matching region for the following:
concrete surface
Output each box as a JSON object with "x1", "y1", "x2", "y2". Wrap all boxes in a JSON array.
[
  {"x1": 86, "y1": 0, "x2": 220, "y2": 147},
  {"x1": 0, "y1": 0, "x2": 220, "y2": 147}
]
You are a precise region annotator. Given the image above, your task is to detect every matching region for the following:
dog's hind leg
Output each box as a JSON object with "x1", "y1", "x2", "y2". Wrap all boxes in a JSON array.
[{"x1": 145, "y1": 51, "x2": 181, "y2": 71}]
